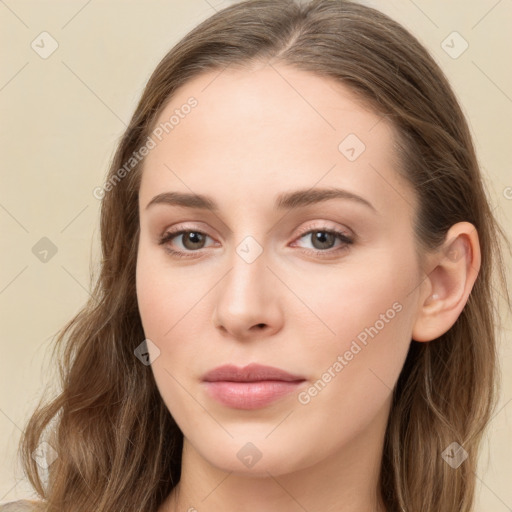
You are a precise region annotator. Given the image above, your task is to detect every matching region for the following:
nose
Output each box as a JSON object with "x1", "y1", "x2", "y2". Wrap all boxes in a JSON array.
[{"x1": 212, "y1": 242, "x2": 284, "y2": 340}]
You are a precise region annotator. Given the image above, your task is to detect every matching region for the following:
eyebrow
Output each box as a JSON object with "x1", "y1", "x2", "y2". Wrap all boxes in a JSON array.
[{"x1": 145, "y1": 187, "x2": 377, "y2": 213}]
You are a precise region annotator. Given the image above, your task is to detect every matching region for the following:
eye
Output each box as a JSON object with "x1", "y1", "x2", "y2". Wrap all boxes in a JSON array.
[
  {"x1": 158, "y1": 229, "x2": 215, "y2": 258},
  {"x1": 291, "y1": 227, "x2": 354, "y2": 257}
]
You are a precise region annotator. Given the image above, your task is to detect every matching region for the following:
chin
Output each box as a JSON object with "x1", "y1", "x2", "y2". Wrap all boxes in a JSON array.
[{"x1": 193, "y1": 436, "x2": 316, "y2": 478}]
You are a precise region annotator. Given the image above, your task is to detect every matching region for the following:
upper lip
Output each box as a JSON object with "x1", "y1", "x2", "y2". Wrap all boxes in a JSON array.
[{"x1": 202, "y1": 363, "x2": 305, "y2": 382}]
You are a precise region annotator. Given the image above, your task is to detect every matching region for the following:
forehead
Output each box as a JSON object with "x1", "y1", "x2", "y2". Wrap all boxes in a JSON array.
[{"x1": 139, "y1": 63, "x2": 414, "y2": 220}]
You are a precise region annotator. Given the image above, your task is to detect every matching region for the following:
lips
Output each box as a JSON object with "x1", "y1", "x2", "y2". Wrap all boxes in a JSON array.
[
  {"x1": 202, "y1": 363, "x2": 305, "y2": 383},
  {"x1": 201, "y1": 363, "x2": 306, "y2": 410}
]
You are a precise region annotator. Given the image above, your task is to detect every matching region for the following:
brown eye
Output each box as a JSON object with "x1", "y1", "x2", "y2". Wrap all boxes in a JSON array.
[
  {"x1": 158, "y1": 229, "x2": 213, "y2": 255},
  {"x1": 309, "y1": 230, "x2": 337, "y2": 250},
  {"x1": 180, "y1": 231, "x2": 207, "y2": 250},
  {"x1": 295, "y1": 228, "x2": 353, "y2": 254}
]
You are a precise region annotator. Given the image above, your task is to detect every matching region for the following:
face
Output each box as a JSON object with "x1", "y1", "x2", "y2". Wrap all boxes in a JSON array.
[{"x1": 136, "y1": 62, "x2": 424, "y2": 477}]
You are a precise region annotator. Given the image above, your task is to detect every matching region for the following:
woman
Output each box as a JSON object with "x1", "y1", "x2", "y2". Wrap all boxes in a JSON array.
[{"x1": 3, "y1": 0, "x2": 510, "y2": 511}]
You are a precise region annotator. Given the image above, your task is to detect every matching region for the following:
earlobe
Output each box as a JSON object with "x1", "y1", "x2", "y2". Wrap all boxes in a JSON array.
[{"x1": 411, "y1": 222, "x2": 481, "y2": 342}]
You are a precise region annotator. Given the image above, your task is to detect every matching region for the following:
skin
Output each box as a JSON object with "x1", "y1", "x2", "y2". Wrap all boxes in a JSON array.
[{"x1": 135, "y1": 62, "x2": 480, "y2": 512}]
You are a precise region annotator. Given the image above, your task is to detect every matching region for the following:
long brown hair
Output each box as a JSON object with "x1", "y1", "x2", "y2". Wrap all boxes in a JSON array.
[{"x1": 19, "y1": 1, "x2": 511, "y2": 511}]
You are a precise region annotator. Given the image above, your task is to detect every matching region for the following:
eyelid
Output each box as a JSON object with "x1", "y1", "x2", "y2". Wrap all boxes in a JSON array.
[
  {"x1": 159, "y1": 219, "x2": 353, "y2": 240},
  {"x1": 158, "y1": 227, "x2": 216, "y2": 248},
  {"x1": 293, "y1": 220, "x2": 354, "y2": 240}
]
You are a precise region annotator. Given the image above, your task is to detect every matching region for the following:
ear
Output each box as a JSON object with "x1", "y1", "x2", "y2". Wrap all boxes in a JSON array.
[{"x1": 411, "y1": 222, "x2": 481, "y2": 342}]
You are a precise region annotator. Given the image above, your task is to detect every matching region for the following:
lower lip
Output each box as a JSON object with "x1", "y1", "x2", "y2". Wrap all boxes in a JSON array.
[{"x1": 203, "y1": 380, "x2": 305, "y2": 409}]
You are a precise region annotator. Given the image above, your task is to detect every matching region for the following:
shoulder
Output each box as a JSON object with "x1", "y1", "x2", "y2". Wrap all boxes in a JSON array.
[{"x1": 0, "y1": 500, "x2": 44, "y2": 511}]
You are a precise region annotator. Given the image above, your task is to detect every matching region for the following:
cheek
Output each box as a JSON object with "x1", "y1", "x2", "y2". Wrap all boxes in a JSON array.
[
  {"x1": 293, "y1": 270, "x2": 414, "y2": 444},
  {"x1": 135, "y1": 250, "x2": 199, "y2": 426},
  {"x1": 297, "y1": 251, "x2": 417, "y2": 386},
  {"x1": 135, "y1": 246, "x2": 214, "y2": 376},
  {"x1": 136, "y1": 244, "x2": 197, "y2": 339},
  {"x1": 135, "y1": 243, "x2": 184, "y2": 357},
  {"x1": 135, "y1": 250, "x2": 163, "y2": 337}
]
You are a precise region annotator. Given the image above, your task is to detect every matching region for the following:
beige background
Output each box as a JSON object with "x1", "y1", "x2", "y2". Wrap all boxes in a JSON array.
[{"x1": 1, "y1": 0, "x2": 511, "y2": 509}]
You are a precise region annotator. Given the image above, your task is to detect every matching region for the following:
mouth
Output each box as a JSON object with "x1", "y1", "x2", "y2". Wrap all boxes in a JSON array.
[{"x1": 202, "y1": 363, "x2": 306, "y2": 410}]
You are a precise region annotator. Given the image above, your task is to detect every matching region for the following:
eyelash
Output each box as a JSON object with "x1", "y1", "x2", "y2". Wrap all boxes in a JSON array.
[{"x1": 158, "y1": 226, "x2": 354, "y2": 260}]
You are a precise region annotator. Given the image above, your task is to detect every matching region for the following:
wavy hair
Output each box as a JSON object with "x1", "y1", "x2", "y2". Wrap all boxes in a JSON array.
[{"x1": 18, "y1": 1, "x2": 511, "y2": 511}]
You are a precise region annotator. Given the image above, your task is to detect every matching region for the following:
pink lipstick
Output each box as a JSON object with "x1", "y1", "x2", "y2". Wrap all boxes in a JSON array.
[{"x1": 202, "y1": 363, "x2": 306, "y2": 410}]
